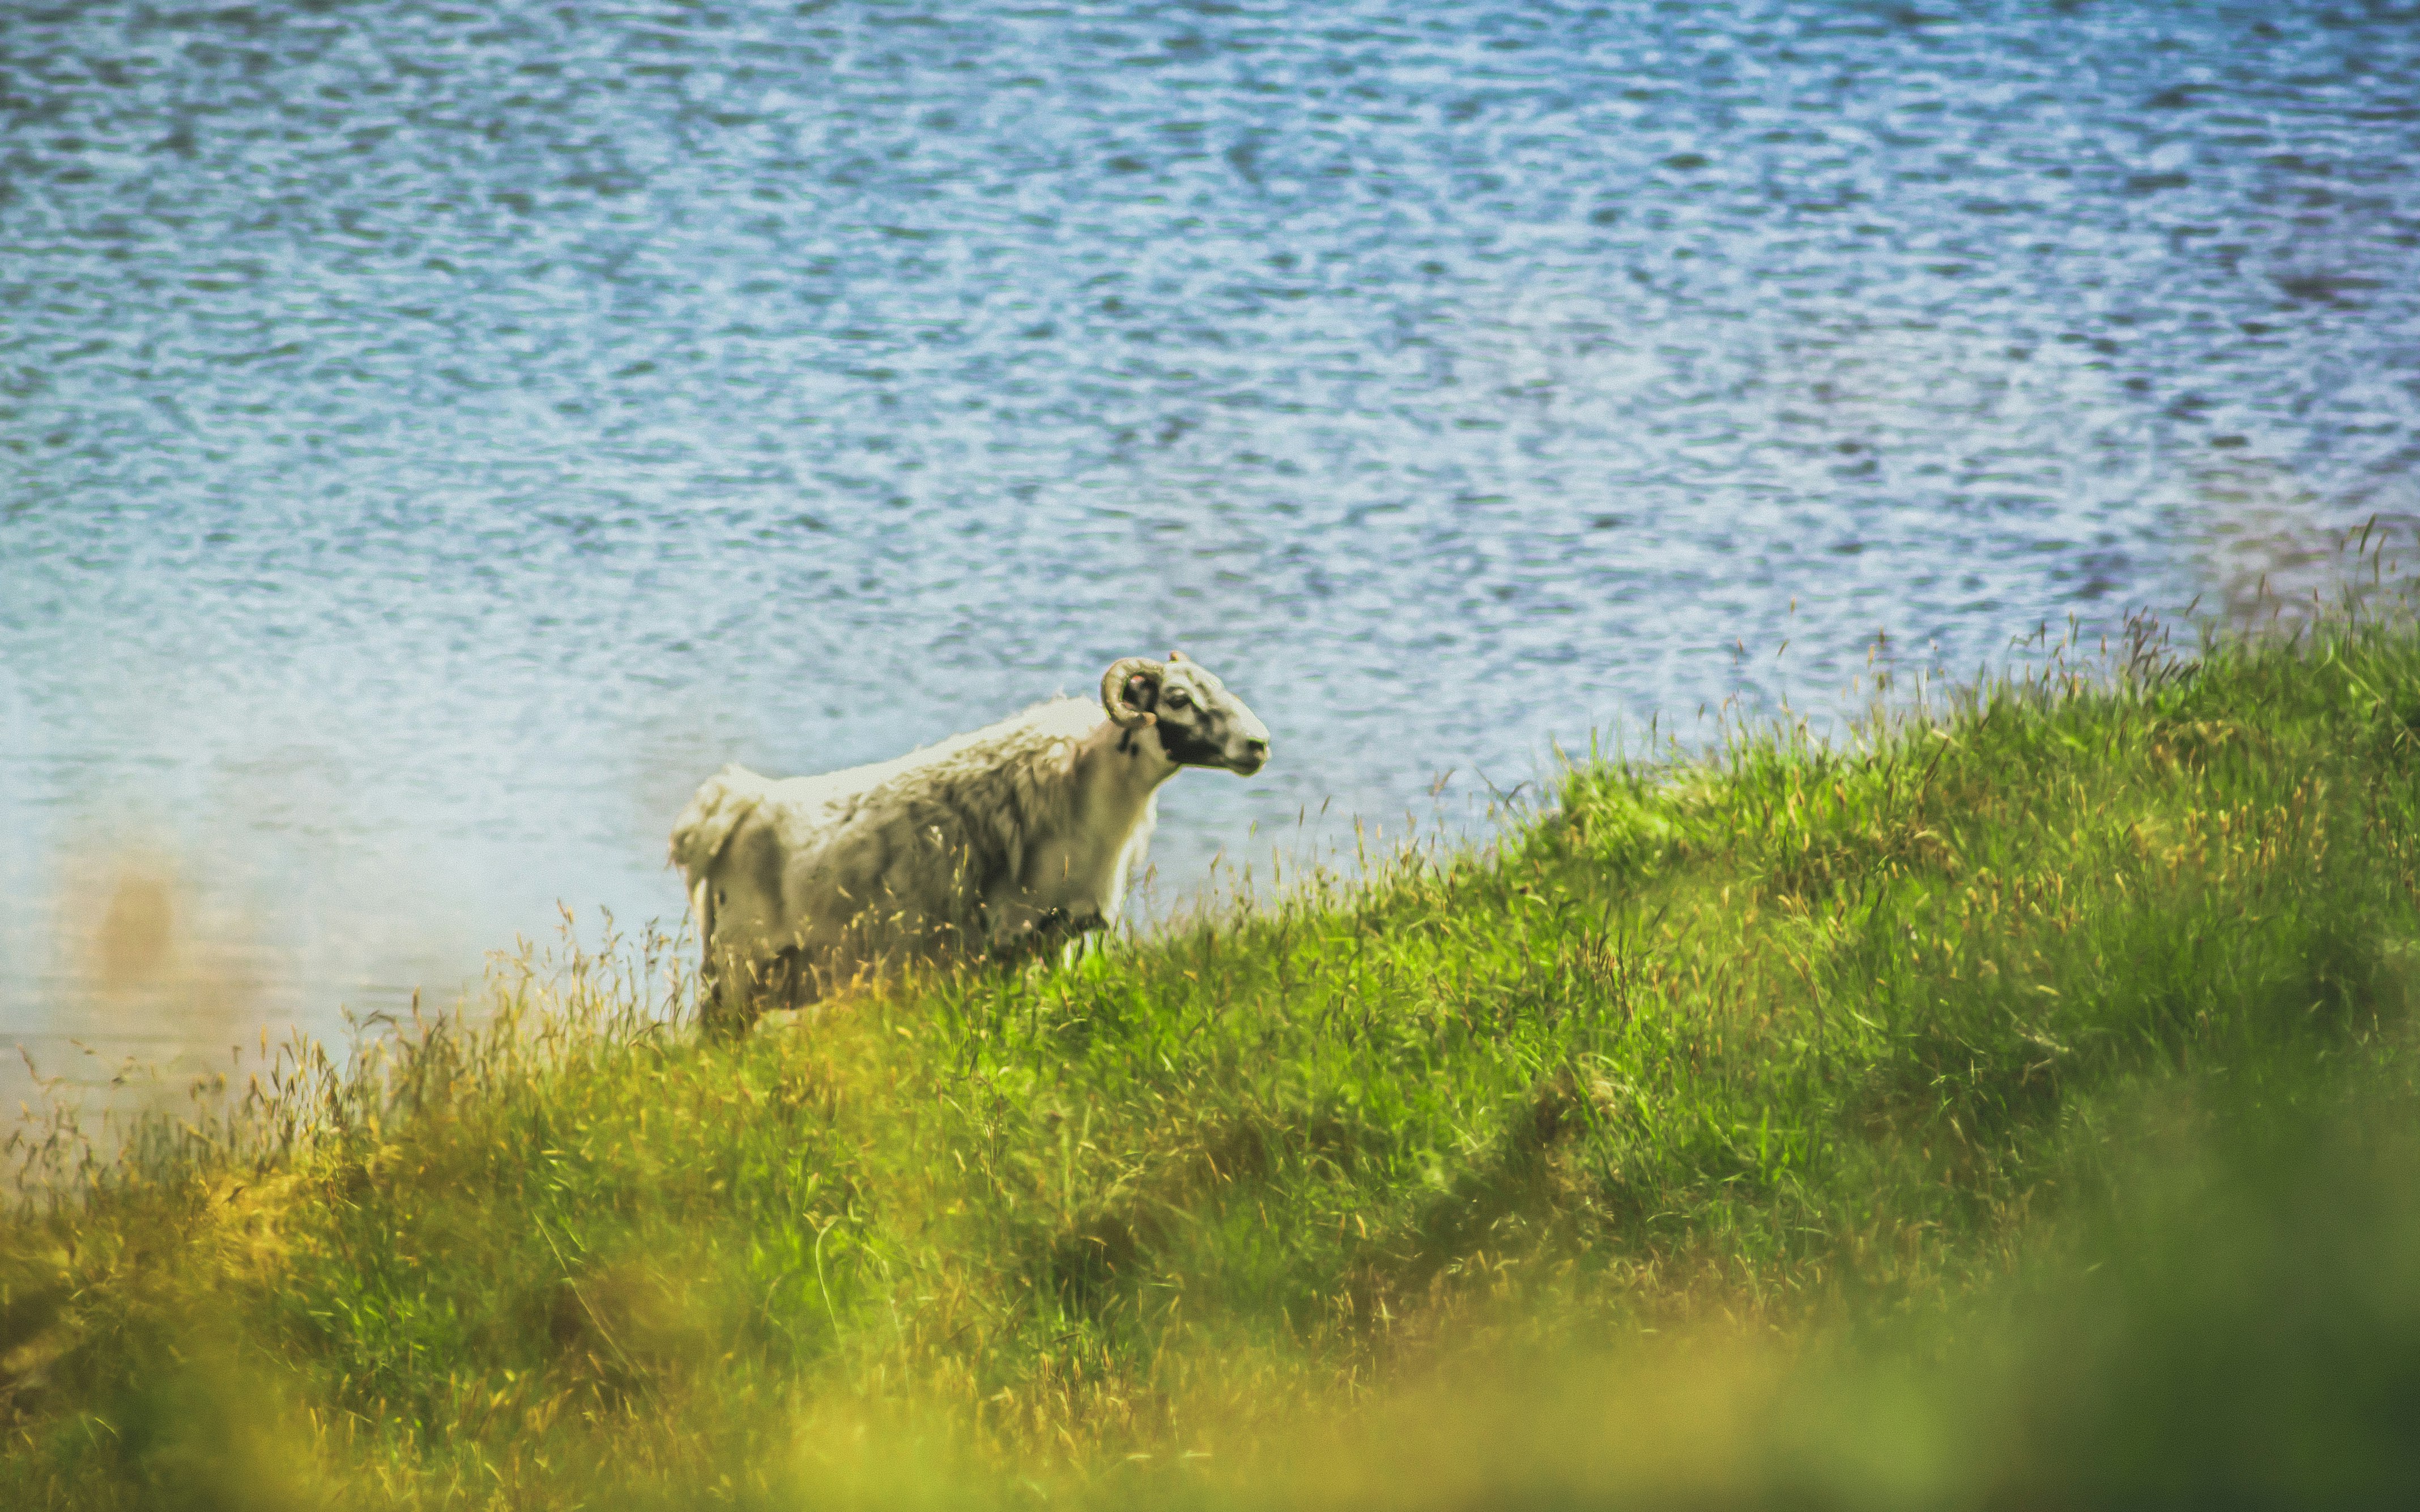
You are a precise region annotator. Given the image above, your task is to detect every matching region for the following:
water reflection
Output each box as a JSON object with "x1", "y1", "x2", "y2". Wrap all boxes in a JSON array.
[{"x1": 3, "y1": 0, "x2": 2417, "y2": 1101}]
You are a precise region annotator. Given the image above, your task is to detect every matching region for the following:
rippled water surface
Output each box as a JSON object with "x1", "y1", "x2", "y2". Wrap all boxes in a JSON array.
[{"x1": 5, "y1": 1, "x2": 2418, "y2": 1097}]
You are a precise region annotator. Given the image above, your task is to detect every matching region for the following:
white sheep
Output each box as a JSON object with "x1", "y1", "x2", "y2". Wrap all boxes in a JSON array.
[{"x1": 669, "y1": 652, "x2": 1270, "y2": 1015}]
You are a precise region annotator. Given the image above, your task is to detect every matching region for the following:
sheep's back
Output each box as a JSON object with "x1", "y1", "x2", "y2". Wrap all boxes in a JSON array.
[{"x1": 747, "y1": 699, "x2": 1095, "y2": 895}]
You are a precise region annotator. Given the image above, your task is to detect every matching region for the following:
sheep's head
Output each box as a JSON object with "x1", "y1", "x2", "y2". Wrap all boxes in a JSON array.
[{"x1": 1100, "y1": 652, "x2": 1272, "y2": 776}]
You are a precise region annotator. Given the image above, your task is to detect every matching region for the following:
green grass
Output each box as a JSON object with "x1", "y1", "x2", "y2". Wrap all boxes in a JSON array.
[{"x1": 8, "y1": 610, "x2": 2420, "y2": 1508}]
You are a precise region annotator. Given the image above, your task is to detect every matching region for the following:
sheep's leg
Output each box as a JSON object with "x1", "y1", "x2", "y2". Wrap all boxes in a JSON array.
[
  {"x1": 1056, "y1": 927, "x2": 1111, "y2": 971},
  {"x1": 690, "y1": 878, "x2": 740, "y2": 1033},
  {"x1": 698, "y1": 930, "x2": 776, "y2": 1039},
  {"x1": 987, "y1": 906, "x2": 1106, "y2": 972},
  {"x1": 699, "y1": 945, "x2": 752, "y2": 1038}
]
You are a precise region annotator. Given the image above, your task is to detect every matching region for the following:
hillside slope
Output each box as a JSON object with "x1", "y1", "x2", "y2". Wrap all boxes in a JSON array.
[{"x1": 7, "y1": 615, "x2": 2420, "y2": 1509}]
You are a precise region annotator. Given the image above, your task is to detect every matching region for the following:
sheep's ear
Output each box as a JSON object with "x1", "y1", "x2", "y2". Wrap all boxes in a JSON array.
[
  {"x1": 1126, "y1": 674, "x2": 1158, "y2": 711},
  {"x1": 1168, "y1": 648, "x2": 1187, "y2": 663}
]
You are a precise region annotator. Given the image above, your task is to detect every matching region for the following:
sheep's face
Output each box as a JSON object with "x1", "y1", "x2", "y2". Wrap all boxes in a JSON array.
[{"x1": 1113, "y1": 654, "x2": 1272, "y2": 776}]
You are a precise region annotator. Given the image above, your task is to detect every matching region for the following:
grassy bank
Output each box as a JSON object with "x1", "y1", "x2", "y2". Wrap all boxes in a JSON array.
[{"x1": 7, "y1": 612, "x2": 2420, "y2": 1508}]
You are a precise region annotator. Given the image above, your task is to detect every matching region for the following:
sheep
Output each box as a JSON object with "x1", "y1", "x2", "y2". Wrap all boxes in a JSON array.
[{"x1": 668, "y1": 651, "x2": 1271, "y2": 1018}]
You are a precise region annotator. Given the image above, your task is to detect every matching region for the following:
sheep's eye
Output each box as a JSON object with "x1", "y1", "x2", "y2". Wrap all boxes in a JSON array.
[{"x1": 1166, "y1": 688, "x2": 1190, "y2": 707}]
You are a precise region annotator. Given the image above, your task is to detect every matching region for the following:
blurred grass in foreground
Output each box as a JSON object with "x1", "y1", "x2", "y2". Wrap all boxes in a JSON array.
[{"x1": 7, "y1": 599, "x2": 2420, "y2": 1509}]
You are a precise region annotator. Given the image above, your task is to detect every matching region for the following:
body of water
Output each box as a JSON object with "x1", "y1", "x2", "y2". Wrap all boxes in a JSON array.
[{"x1": 5, "y1": 0, "x2": 2418, "y2": 1101}]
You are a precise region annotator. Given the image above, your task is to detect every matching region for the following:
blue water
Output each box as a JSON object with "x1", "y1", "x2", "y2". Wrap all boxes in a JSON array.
[{"x1": 5, "y1": 0, "x2": 2418, "y2": 1098}]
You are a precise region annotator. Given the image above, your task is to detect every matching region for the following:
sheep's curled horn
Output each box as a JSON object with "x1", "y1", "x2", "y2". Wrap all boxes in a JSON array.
[{"x1": 1101, "y1": 656, "x2": 1164, "y2": 728}]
